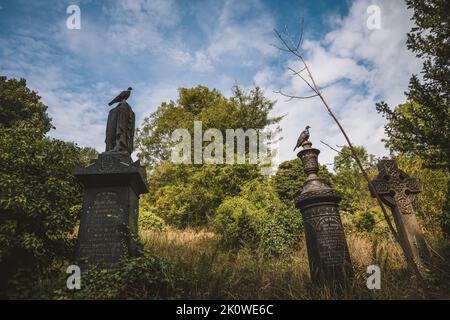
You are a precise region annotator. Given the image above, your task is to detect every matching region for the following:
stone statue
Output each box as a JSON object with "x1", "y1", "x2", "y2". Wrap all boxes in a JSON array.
[{"x1": 105, "y1": 88, "x2": 135, "y2": 154}]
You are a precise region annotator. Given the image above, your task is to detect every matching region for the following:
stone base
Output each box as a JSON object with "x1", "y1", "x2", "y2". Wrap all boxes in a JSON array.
[
  {"x1": 74, "y1": 152, "x2": 148, "y2": 269},
  {"x1": 299, "y1": 201, "x2": 354, "y2": 286}
]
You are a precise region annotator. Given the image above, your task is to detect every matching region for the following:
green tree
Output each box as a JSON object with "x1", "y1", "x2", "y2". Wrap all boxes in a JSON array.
[
  {"x1": 332, "y1": 146, "x2": 381, "y2": 232},
  {"x1": 137, "y1": 85, "x2": 281, "y2": 228},
  {"x1": 395, "y1": 154, "x2": 449, "y2": 235},
  {"x1": 274, "y1": 158, "x2": 333, "y2": 203},
  {"x1": 79, "y1": 147, "x2": 99, "y2": 165},
  {"x1": 0, "y1": 76, "x2": 85, "y2": 298},
  {"x1": 0, "y1": 76, "x2": 52, "y2": 135},
  {"x1": 376, "y1": 0, "x2": 449, "y2": 169},
  {"x1": 375, "y1": 0, "x2": 449, "y2": 234},
  {"x1": 136, "y1": 85, "x2": 281, "y2": 168}
]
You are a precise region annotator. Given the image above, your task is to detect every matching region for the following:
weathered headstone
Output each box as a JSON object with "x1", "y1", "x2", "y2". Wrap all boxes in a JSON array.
[
  {"x1": 74, "y1": 99, "x2": 148, "y2": 269},
  {"x1": 295, "y1": 140, "x2": 353, "y2": 287},
  {"x1": 370, "y1": 159, "x2": 430, "y2": 266}
]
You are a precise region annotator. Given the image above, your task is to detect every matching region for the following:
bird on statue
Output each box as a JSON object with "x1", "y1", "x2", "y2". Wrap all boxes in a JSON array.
[
  {"x1": 293, "y1": 125, "x2": 311, "y2": 151},
  {"x1": 108, "y1": 87, "x2": 133, "y2": 106}
]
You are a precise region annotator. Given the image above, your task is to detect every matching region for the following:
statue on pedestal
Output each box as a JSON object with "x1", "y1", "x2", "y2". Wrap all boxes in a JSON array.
[
  {"x1": 105, "y1": 87, "x2": 135, "y2": 154},
  {"x1": 74, "y1": 87, "x2": 148, "y2": 269}
]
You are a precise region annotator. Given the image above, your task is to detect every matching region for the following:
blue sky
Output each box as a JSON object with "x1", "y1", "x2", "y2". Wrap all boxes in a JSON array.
[{"x1": 0, "y1": 0, "x2": 421, "y2": 166}]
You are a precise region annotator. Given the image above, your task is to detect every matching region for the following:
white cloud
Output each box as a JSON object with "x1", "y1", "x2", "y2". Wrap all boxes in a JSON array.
[
  {"x1": 199, "y1": 0, "x2": 277, "y2": 67},
  {"x1": 102, "y1": 0, "x2": 180, "y2": 55}
]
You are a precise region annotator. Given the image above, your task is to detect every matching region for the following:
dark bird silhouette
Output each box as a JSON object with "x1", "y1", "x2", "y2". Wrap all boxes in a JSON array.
[
  {"x1": 293, "y1": 126, "x2": 310, "y2": 151},
  {"x1": 108, "y1": 87, "x2": 132, "y2": 106}
]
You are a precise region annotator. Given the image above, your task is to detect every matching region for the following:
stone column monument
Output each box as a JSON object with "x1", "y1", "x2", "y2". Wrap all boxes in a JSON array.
[
  {"x1": 74, "y1": 92, "x2": 148, "y2": 269},
  {"x1": 295, "y1": 139, "x2": 353, "y2": 287}
]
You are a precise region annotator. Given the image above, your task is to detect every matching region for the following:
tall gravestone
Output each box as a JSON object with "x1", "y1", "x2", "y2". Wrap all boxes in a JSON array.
[
  {"x1": 74, "y1": 100, "x2": 148, "y2": 269},
  {"x1": 295, "y1": 140, "x2": 353, "y2": 287},
  {"x1": 370, "y1": 159, "x2": 430, "y2": 266}
]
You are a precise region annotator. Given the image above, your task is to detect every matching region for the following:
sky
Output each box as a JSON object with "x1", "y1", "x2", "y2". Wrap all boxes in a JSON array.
[{"x1": 0, "y1": 0, "x2": 422, "y2": 168}]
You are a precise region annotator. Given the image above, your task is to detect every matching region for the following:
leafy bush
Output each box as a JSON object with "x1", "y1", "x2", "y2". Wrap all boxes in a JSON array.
[
  {"x1": 351, "y1": 210, "x2": 376, "y2": 232},
  {"x1": 139, "y1": 204, "x2": 166, "y2": 231},
  {"x1": 212, "y1": 178, "x2": 303, "y2": 256},
  {"x1": 0, "y1": 77, "x2": 86, "y2": 298},
  {"x1": 71, "y1": 252, "x2": 183, "y2": 299},
  {"x1": 0, "y1": 127, "x2": 84, "y2": 298},
  {"x1": 145, "y1": 163, "x2": 259, "y2": 228},
  {"x1": 258, "y1": 203, "x2": 302, "y2": 257},
  {"x1": 212, "y1": 197, "x2": 266, "y2": 248}
]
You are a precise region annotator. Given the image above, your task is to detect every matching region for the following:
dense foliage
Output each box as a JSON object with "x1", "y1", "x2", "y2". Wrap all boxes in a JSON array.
[
  {"x1": 136, "y1": 85, "x2": 282, "y2": 168},
  {"x1": 70, "y1": 252, "x2": 183, "y2": 299},
  {"x1": 0, "y1": 76, "x2": 52, "y2": 136},
  {"x1": 375, "y1": 0, "x2": 450, "y2": 234},
  {"x1": 213, "y1": 178, "x2": 302, "y2": 257},
  {"x1": 137, "y1": 86, "x2": 281, "y2": 228},
  {"x1": 0, "y1": 77, "x2": 87, "y2": 298},
  {"x1": 274, "y1": 158, "x2": 333, "y2": 203}
]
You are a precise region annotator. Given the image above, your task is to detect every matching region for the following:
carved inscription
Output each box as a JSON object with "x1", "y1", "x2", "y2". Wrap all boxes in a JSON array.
[
  {"x1": 78, "y1": 191, "x2": 124, "y2": 267},
  {"x1": 315, "y1": 216, "x2": 347, "y2": 267},
  {"x1": 304, "y1": 206, "x2": 348, "y2": 268}
]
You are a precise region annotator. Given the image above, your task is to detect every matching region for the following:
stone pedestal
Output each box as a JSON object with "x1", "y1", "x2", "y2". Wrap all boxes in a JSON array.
[
  {"x1": 74, "y1": 151, "x2": 148, "y2": 269},
  {"x1": 295, "y1": 141, "x2": 353, "y2": 287}
]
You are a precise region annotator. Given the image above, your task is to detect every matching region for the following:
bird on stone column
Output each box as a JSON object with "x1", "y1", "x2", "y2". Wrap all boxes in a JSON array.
[
  {"x1": 293, "y1": 125, "x2": 310, "y2": 151},
  {"x1": 108, "y1": 87, "x2": 133, "y2": 106}
]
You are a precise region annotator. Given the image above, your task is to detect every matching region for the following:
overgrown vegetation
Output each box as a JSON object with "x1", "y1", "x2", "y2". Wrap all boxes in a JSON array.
[
  {"x1": 49, "y1": 228, "x2": 449, "y2": 300},
  {"x1": 376, "y1": 0, "x2": 450, "y2": 234},
  {"x1": 0, "y1": 77, "x2": 92, "y2": 298}
]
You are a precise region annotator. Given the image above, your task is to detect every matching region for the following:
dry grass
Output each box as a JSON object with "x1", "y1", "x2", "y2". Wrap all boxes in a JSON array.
[{"x1": 139, "y1": 228, "x2": 450, "y2": 300}]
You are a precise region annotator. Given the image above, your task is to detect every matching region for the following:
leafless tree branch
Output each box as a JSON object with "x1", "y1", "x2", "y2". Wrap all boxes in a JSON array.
[
  {"x1": 320, "y1": 140, "x2": 344, "y2": 155},
  {"x1": 287, "y1": 67, "x2": 317, "y2": 94},
  {"x1": 274, "y1": 89, "x2": 318, "y2": 101}
]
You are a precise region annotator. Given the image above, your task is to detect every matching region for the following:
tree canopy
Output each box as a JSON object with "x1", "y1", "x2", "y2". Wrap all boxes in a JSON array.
[
  {"x1": 0, "y1": 76, "x2": 88, "y2": 298},
  {"x1": 375, "y1": 0, "x2": 450, "y2": 234},
  {"x1": 376, "y1": 0, "x2": 449, "y2": 170},
  {"x1": 137, "y1": 85, "x2": 281, "y2": 228}
]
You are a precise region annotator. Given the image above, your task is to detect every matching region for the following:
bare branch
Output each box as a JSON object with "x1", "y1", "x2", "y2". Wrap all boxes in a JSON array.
[
  {"x1": 296, "y1": 18, "x2": 304, "y2": 50},
  {"x1": 289, "y1": 65, "x2": 307, "y2": 74},
  {"x1": 320, "y1": 140, "x2": 343, "y2": 155},
  {"x1": 288, "y1": 67, "x2": 318, "y2": 94},
  {"x1": 273, "y1": 28, "x2": 303, "y2": 59},
  {"x1": 284, "y1": 24, "x2": 297, "y2": 50},
  {"x1": 270, "y1": 43, "x2": 292, "y2": 53},
  {"x1": 273, "y1": 89, "x2": 318, "y2": 101}
]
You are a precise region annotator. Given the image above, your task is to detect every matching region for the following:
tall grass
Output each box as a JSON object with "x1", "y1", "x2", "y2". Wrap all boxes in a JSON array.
[{"x1": 138, "y1": 228, "x2": 450, "y2": 299}]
